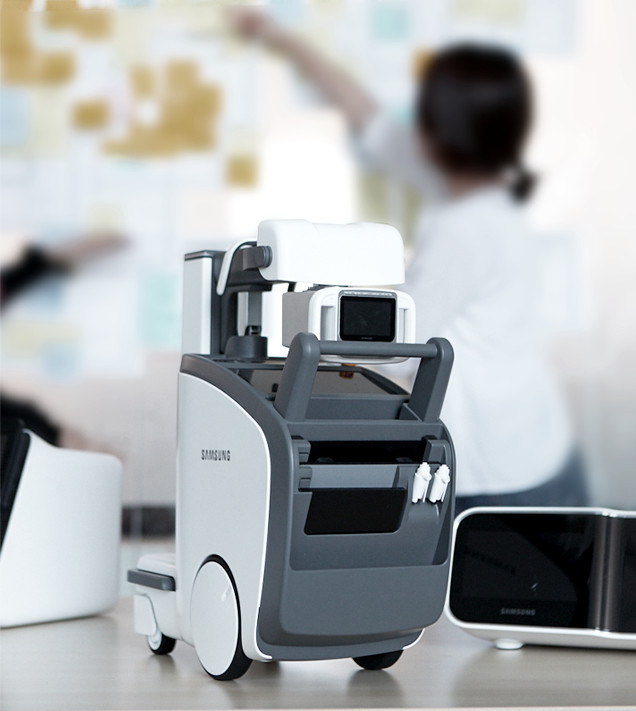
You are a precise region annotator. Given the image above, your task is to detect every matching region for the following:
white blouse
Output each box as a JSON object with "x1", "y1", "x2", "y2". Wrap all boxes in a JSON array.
[{"x1": 357, "y1": 112, "x2": 572, "y2": 496}]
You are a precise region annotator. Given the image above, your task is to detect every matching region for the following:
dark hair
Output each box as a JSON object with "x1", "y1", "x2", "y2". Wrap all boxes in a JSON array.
[{"x1": 416, "y1": 43, "x2": 536, "y2": 202}]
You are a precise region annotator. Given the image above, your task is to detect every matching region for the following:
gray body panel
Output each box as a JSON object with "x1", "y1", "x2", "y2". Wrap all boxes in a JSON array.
[{"x1": 181, "y1": 337, "x2": 455, "y2": 661}]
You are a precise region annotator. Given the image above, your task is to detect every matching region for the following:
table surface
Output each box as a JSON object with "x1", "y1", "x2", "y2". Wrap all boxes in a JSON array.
[{"x1": 1, "y1": 597, "x2": 635, "y2": 711}]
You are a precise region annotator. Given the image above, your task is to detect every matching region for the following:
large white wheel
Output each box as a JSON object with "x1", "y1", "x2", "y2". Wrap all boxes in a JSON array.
[{"x1": 190, "y1": 558, "x2": 252, "y2": 681}]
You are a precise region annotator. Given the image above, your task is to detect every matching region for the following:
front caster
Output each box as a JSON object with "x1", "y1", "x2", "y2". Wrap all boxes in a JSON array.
[
  {"x1": 353, "y1": 650, "x2": 403, "y2": 670},
  {"x1": 190, "y1": 558, "x2": 252, "y2": 681},
  {"x1": 147, "y1": 631, "x2": 176, "y2": 655}
]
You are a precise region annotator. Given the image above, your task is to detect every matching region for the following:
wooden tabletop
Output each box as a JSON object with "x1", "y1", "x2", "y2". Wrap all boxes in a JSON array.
[{"x1": 1, "y1": 597, "x2": 634, "y2": 711}]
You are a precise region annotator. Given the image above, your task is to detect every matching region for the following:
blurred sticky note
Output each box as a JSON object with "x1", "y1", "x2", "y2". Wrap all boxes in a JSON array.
[
  {"x1": 139, "y1": 270, "x2": 181, "y2": 349},
  {"x1": 130, "y1": 64, "x2": 155, "y2": 97},
  {"x1": 190, "y1": 84, "x2": 222, "y2": 116},
  {"x1": 357, "y1": 172, "x2": 390, "y2": 224},
  {"x1": 181, "y1": 117, "x2": 216, "y2": 151},
  {"x1": 0, "y1": 88, "x2": 29, "y2": 148},
  {"x1": 73, "y1": 100, "x2": 109, "y2": 130},
  {"x1": 0, "y1": 7, "x2": 32, "y2": 59},
  {"x1": 44, "y1": 0, "x2": 80, "y2": 30},
  {"x1": 30, "y1": 89, "x2": 68, "y2": 154},
  {"x1": 371, "y1": 2, "x2": 410, "y2": 42},
  {"x1": 452, "y1": 0, "x2": 523, "y2": 25},
  {"x1": 270, "y1": 0, "x2": 307, "y2": 25},
  {"x1": 39, "y1": 51, "x2": 75, "y2": 84},
  {"x1": 112, "y1": 9, "x2": 149, "y2": 64},
  {"x1": 165, "y1": 59, "x2": 198, "y2": 90},
  {"x1": 225, "y1": 154, "x2": 259, "y2": 188},
  {"x1": 75, "y1": 8, "x2": 113, "y2": 40},
  {"x1": 412, "y1": 49, "x2": 434, "y2": 80},
  {"x1": 3, "y1": 321, "x2": 80, "y2": 359},
  {"x1": 187, "y1": 3, "x2": 224, "y2": 35},
  {"x1": 1, "y1": 53, "x2": 40, "y2": 85}
]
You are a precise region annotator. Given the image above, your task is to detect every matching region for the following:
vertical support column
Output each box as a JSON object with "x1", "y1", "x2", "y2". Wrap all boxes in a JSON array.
[{"x1": 182, "y1": 252, "x2": 217, "y2": 355}]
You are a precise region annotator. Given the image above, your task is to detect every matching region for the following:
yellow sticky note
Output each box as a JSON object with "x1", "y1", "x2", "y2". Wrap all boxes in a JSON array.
[
  {"x1": 75, "y1": 8, "x2": 113, "y2": 40},
  {"x1": 164, "y1": 59, "x2": 198, "y2": 90},
  {"x1": 130, "y1": 65, "x2": 155, "y2": 98},
  {"x1": 73, "y1": 100, "x2": 109, "y2": 129},
  {"x1": 38, "y1": 51, "x2": 75, "y2": 84},
  {"x1": 183, "y1": 118, "x2": 215, "y2": 151},
  {"x1": 0, "y1": 7, "x2": 32, "y2": 59},
  {"x1": 189, "y1": 84, "x2": 222, "y2": 117},
  {"x1": 1, "y1": 52, "x2": 40, "y2": 85},
  {"x1": 225, "y1": 155, "x2": 258, "y2": 188},
  {"x1": 44, "y1": 0, "x2": 80, "y2": 30}
]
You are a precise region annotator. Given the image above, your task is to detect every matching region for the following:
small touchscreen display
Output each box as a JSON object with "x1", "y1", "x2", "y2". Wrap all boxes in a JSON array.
[{"x1": 339, "y1": 296, "x2": 395, "y2": 342}]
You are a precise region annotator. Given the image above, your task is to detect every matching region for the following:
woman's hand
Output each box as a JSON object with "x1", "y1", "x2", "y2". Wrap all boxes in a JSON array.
[
  {"x1": 228, "y1": 7, "x2": 284, "y2": 47},
  {"x1": 227, "y1": 6, "x2": 376, "y2": 129}
]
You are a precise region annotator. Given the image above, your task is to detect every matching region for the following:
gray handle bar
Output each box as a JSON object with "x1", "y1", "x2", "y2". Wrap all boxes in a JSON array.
[{"x1": 274, "y1": 332, "x2": 453, "y2": 423}]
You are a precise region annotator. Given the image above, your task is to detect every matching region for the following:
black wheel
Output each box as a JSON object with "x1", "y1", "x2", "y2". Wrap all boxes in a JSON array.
[
  {"x1": 207, "y1": 642, "x2": 252, "y2": 682},
  {"x1": 353, "y1": 650, "x2": 403, "y2": 670},
  {"x1": 147, "y1": 632, "x2": 176, "y2": 655}
]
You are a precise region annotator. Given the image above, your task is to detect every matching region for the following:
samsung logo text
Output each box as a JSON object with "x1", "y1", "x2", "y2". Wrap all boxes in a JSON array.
[
  {"x1": 500, "y1": 607, "x2": 536, "y2": 617},
  {"x1": 201, "y1": 449, "x2": 231, "y2": 462}
]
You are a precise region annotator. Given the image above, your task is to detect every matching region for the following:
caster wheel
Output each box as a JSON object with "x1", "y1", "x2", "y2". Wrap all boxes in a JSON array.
[
  {"x1": 353, "y1": 650, "x2": 403, "y2": 670},
  {"x1": 191, "y1": 558, "x2": 252, "y2": 681},
  {"x1": 147, "y1": 631, "x2": 176, "y2": 655}
]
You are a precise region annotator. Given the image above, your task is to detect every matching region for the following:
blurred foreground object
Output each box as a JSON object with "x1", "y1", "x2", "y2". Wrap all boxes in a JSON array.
[
  {"x1": 0, "y1": 420, "x2": 122, "y2": 627},
  {"x1": 1, "y1": 233, "x2": 127, "y2": 448}
]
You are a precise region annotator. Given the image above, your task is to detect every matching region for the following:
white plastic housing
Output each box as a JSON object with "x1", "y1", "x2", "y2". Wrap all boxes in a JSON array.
[
  {"x1": 257, "y1": 220, "x2": 405, "y2": 286},
  {"x1": 282, "y1": 287, "x2": 416, "y2": 363},
  {"x1": 445, "y1": 506, "x2": 636, "y2": 651},
  {"x1": 182, "y1": 253, "x2": 215, "y2": 355},
  {"x1": 0, "y1": 432, "x2": 122, "y2": 627}
]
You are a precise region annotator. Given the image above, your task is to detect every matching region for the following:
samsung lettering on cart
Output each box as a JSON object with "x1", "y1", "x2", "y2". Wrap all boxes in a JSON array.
[{"x1": 128, "y1": 220, "x2": 456, "y2": 680}]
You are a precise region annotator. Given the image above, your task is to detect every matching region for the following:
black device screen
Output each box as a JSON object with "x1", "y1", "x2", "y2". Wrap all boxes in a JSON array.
[
  {"x1": 449, "y1": 513, "x2": 598, "y2": 628},
  {"x1": 339, "y1": 296, "x2": 395, "y2": 342},
  {"x1": 304, "y1": 488, "x2": 406, "y2": 535},
  {"x1": 616, "y1": 518, "x2": 636, "y2": 633},
  {"x1": 1, "y1": 420, "x2": 30, "y2": 550}
]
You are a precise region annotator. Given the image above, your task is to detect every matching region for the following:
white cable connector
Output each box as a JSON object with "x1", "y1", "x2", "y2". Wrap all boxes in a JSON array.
[
  {"x1": 412, "y1": 462, "x2": 432, "y2": 503},
  {"x1": 427, "y1": 464, "x2": 451, "y2": 504}
]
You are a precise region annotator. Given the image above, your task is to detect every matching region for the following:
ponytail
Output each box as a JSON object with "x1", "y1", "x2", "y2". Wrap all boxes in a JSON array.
[{"x1": 509, "y1": 164, "x2": 537, "y2": 203}]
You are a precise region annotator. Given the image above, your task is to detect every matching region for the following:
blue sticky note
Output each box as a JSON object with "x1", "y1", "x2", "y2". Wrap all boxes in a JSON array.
[
  {"x1": 371, "y1": 3, "x2": 410, "y2": 42},
  {"x1": 139, "y1": 270, "x2": 181, "y2": 349},
  {"x1": 0, "y1": 88, "x2": 29, "y2": 148}
]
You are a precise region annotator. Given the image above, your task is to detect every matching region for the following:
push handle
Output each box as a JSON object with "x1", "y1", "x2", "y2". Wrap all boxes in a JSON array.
[{"x1": 274, "y1": 333, "x2": 453, "y2": 423}]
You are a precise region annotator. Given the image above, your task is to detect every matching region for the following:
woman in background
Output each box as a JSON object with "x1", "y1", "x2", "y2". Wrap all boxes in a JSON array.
[{"x1": 232, "y1": 10, "x2": 588, "y2": 513}]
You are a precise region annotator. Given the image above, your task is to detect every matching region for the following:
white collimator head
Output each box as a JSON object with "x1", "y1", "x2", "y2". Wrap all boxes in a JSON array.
[{"x1": 256, "y1": 220, "x2": 405, "y2": 286}]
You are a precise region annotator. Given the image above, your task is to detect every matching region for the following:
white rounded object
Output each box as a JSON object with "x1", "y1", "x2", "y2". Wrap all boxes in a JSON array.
[
  {"x1": 494, "y1": 638, "x2": 524, "y2": 650},
  {"x1": 191, "y1": 561, "x2": 240, "y2": 676},
  {"x1": 257, "y1": 219, "x2": 405, "y2": 286}
]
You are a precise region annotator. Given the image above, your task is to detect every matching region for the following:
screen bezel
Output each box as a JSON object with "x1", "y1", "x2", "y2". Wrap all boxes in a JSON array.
[
  {"x1": 338, "y1": 292, "x2": 397, "y2": 343},
  {"x1": 448, "y1": 511, "x2": 603, "y2": 630}
]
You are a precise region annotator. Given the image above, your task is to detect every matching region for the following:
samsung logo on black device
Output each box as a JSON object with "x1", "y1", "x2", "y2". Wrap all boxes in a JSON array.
[
  {"x1": 201, "y1": 449, "x2": 231, "y2": 462},
  {"x1": 500, "y1": 607, "x2": 536, "y2": 617}
]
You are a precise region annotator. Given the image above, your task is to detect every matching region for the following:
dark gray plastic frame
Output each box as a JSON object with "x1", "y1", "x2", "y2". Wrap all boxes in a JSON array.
[{"x1": 181, "y1": 331, "x2": 456, "y2": 662}]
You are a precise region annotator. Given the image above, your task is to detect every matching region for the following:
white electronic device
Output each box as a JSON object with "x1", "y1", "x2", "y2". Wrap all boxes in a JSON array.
[
  {"x1": 445, "y1": 507, "x2": 636, "y2": 651},
  {"x1": 282, "y1": 287, "x2": 415, "y2": 363},
  {"x1": 129, "y1": 220, "x2": 457, "y2": 680},
  {"x1": 0, "y1": 421, "x2": 122, "y2": 627}
]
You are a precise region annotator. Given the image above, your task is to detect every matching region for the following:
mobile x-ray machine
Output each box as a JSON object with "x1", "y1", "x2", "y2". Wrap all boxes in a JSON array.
[{"x1": 129, "y1": 220, "x2": 456, "y2": 680}]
